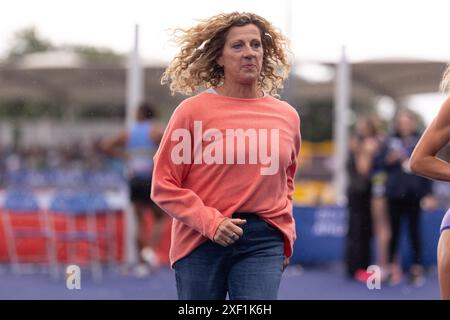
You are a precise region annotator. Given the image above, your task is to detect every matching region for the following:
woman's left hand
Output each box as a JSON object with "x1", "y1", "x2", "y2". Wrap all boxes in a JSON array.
[{"x1": 283, "y1": 256, "x2": 290, "y2": 271}]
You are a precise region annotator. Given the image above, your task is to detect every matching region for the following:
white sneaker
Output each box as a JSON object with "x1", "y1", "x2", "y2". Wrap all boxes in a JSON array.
[
  {"x1": 131, "y1": 263, "x2": 151, "y2": 278},
  {"x1": 141, "y1": 247, "x2": 160, "y2": 269}
]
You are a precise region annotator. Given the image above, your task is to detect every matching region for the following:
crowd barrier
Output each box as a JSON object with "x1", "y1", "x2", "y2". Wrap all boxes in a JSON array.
[
  {"x1": 292, "y1": 206, "x2": 445, "y2": 267},
  {"x1": 0, "y1": 189, "x2": 445, "y2": 268}
]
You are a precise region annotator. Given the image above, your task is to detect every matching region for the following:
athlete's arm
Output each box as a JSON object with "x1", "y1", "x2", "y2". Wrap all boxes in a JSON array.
[
  {"x1": 410, "y1": 96, "x2": 450, "y2": 181},
  {"x1": 149, "y1": 122, "x2": 165, "y2": 145},
  {"x1": 100, "y1": 130, "x2": 128, "y2": 158}
]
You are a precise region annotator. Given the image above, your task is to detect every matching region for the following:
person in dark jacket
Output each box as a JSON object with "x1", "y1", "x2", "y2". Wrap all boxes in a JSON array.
[
  {"x1": 345, "y1": 117, "x2": 381, "y2": 281},
  {"x1": 381, "y1": 109, "x2": 433, "y2": 286}
]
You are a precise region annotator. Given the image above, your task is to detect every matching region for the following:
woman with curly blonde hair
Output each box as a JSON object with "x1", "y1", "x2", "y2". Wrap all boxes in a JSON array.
[
  {"x1": 151, "y1": 12, "x2": 301, "y2": 300},
  {"x1": 410, "y1": 65, "x2": 450, "y2": 299},
  {"x1": 161, "y1": 12, "x2": 291, "y2": 97}
]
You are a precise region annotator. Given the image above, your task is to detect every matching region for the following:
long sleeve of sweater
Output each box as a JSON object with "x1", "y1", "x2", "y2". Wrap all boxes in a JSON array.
[{"x1": 151, "y1": 102, "x2": 227, "y2": 240}]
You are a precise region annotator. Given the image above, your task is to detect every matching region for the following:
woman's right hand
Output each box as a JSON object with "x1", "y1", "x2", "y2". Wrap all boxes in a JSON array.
[
  {"x1": 213, "y1": 218, "x2": 246, "y2": 247},
  {"x1": 363, "y1": 137, "x2": 379, "y2": 155}
]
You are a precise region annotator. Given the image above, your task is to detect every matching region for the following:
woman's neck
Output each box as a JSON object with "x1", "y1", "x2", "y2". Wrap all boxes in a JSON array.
[{"x1": 215, "y1": 82, "x2": 263, "y2": 99}]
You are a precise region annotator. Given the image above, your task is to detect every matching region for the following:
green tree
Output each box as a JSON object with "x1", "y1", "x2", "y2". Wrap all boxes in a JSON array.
[
  {"x1": 69, "y1": 45, "x2": 125, "y2": 64},
  {"x1": 5, "y1": 26, "x2": 125, "y2": 64},
  {"x1": 7, "y1": 26, "x2": 54, "y2": 58}
]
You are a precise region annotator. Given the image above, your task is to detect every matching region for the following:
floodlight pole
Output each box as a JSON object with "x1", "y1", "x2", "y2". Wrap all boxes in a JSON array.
[
  {"x1": 125, "y1": 24, "x2": 145, "y2": 265},
  {"x1": 126, "y1": 24, "x2": 144, "y2": 129},
  {"x1": 333, "y1": 46, "x2": 351, "y2": 206}
]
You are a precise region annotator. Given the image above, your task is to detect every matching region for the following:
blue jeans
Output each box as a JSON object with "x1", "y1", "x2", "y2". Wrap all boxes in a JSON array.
[{"x1": 174, "y1": 212, "x2": 285, "y2": 300}]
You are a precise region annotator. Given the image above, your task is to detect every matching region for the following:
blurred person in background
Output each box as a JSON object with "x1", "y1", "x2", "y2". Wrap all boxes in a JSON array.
[
  {"x1": 345, "y1": 117, "x2": 380, "y2": 282},
  {"x1": 152, "y1": 12, "x2": 300, "y2": 300},
  {"x1": 381, "y1": 109, "x2": 434, "y2": 286},
  {"x1": 102, "y1": 102, "x2": 165, "y2": 276},
  {"x1": 410, "y1": 65, "x2": 450, "y2": 299},
  {"x1": 370, "y1": 118, "x2": 393, "y2": 283}
]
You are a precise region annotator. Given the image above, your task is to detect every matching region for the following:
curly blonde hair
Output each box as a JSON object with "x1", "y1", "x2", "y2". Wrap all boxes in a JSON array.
[
  {"x1": 161, "y1": 12, "x2": 292, "y2": 97},
  {"x1": 441, "y1": 64, "x2": 450, "y2": 93}
]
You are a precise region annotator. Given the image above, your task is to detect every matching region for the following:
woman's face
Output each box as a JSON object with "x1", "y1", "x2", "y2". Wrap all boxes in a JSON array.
[
  {"x1": 356, "y1": 120, "x2": 372, "y2": 138},
  {"x1": 217, "y1": 24, "x2": 264, "y2": 86},
  {"x1": 396, "y1": 113, "x2": 417, "y2": 137}
]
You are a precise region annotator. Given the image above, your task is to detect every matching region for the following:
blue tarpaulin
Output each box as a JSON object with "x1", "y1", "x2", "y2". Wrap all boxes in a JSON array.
[{"x1": 292, "y1": 206, "x2": 445, "y2": 267}]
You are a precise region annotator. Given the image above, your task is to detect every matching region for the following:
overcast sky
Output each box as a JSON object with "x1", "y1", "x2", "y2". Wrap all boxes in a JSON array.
[
  {"x1": 1, "y1": 0, "x2": 449, "y2": 123},
  {"x1": 2, "y1": 0, "x2": 450, "y2": 62}
]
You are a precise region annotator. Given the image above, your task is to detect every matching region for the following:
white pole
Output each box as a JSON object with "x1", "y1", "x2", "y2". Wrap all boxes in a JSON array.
[
  {"x1": 286, "y1": 0, "x2": 293, "y2": 40},
  {"x1": 125, "y1": 24, "x2": 145, "y2": 265},
  {"x1": 333, "y1": 46, "x2": 351, "y2": 206},
  {"x1": 284, "y1": 0, "x2": 295, "y2": 104},
  {"x1": 126, "y1": 24, "x2": 144, "y2": 129}
]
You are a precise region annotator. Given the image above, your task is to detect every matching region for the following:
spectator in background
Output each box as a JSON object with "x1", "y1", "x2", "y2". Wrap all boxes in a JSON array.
[
  {"x1": 409, "y1": 66, "x2": 450, "y2": 299},
  {"x1": 345, "y1": 117, "x2": 380, "y2": 282},
  {"x1": 370, "y1": 118, "x2": 392, "y2": 283},
  {"x1": 101, "y1": 102, "x2": 166, "y2": 276},
  {"x1": 381, "y1": 109, "x2": 433, "y2": 286}
]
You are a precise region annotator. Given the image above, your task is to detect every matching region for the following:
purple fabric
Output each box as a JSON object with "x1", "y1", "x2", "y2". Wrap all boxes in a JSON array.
[{"x1": 441, "y1": 209, "x2": 450, "y2": 233}]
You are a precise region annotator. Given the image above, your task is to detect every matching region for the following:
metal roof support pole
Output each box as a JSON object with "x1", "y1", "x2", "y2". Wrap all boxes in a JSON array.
[
  {"x1": 125, "y1": 24, "x2": 144, "y2": 265},
  {"x1": 333, "y1": 46, "x2": 351, "y2": 206},
  {"x1": 126, "y1": 24, "x2": 144, "y2": 129}
]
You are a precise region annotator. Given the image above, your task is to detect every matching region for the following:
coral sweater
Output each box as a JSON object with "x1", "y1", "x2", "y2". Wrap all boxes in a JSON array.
[{"x1": 151, "y1": 92, "x2": 301, "y2": 267}]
